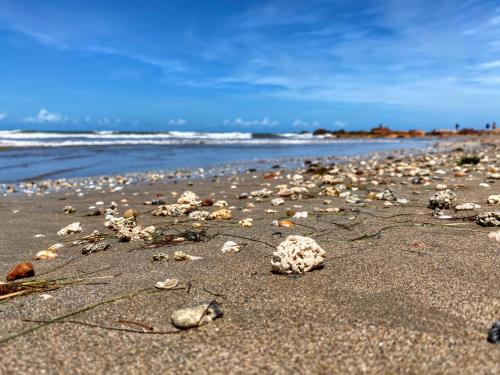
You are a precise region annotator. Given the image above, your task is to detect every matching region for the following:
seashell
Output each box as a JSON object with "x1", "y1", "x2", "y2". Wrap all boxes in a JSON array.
[
  {"x1": 278, "y1": 219, "x2": 294, "y2": 228},
  {"x1": 171, "y1": 301, "x2": 223, "y2": 329},
  {"x1": 35, "y1": 250, "x2": 58, "y2": 260},
  {"x1": 6, "y1": 262, "x2": 35, "y2": 282},
  {"x1": 173, "y1": 251, "x2": 202, "y2": 261},
  {"x1": 155, "y1": 278, "x2": 179, "y2": 290}
]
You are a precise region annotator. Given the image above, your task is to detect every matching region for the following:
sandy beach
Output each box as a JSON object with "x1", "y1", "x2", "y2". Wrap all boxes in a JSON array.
[{"x1": 0, "y1": 138, "x2": 499, "y2": 374}]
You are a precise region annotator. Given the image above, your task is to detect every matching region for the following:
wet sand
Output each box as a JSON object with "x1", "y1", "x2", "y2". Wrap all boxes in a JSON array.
[{"x1": 0, "y1": 139, "x2": 499, "y2": 374}]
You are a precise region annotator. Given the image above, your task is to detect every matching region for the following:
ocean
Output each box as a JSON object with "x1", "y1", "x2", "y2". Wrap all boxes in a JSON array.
[{"x1": 0, "y1": 130, "x2": 432, "y2": 183}]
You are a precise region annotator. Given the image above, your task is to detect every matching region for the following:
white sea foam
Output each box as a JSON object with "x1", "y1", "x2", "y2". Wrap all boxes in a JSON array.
[{"x1": 0, "y1": 130, "x2": 402, "y2": 147}]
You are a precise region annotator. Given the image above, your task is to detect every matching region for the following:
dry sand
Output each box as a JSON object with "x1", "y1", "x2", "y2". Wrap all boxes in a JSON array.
[{"x1": 0, "y1": 139, "x2": 499, "y2": 374}]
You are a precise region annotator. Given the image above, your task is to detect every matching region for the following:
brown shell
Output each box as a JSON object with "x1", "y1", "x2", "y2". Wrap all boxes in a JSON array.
[{"x1": 6, "y1": 262, "x2": 35, "y2": 282}]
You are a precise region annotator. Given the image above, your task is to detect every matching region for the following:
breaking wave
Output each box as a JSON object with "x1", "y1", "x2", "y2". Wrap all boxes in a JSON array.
[{"x1": 0, "y1": 130, "x2": 400, "y2": 148}]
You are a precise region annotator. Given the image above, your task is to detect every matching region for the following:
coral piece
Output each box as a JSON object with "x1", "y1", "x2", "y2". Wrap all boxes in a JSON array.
[
  {"x1": 271, "y1": 235, "x2": 326, "y2": 274},
  {"x1": 177, "y1": 191, "x2": 201, "y2": 206},
  {"x1": 428, "y1": 190, "x2": 457, "y2": 209},
  {"x1": 57, "y1": 222, "x2": 82, "y2": 235},
  {"x1": 476, "y1": 211, "x2": 500, "y2": 227},
  {"x1": 152, "y1": 204, "x2": 193, "y2": 217},
  {"x1": 208, "y1": 209, "x2": 232, "y2": 220}
]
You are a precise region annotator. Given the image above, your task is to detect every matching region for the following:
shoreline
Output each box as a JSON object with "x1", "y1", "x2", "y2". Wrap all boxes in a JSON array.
[{"x1": 0, "y1": 137, "x2": 499, "y2": 373}]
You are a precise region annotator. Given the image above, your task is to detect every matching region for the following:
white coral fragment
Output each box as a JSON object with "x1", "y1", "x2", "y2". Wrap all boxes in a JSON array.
[
  {"x1": 177, "y1": 191, "x2": 201, "y2": 206},
  {"x1": 271, "y1": 235, "x2": 326, "y2": 274},
  {"x1": 57, "y1": 222, "x2": 82, "y2": 236}
]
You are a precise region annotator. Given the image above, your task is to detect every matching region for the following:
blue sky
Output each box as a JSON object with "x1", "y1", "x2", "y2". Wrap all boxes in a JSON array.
[{"x1": 1, "y1": 0, "x2": 500, "y2": 132}]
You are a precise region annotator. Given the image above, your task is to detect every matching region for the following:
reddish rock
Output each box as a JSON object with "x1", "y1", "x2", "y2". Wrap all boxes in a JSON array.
[{"x1": 6, "y1": 262, "x2": 35, "y2": 282}]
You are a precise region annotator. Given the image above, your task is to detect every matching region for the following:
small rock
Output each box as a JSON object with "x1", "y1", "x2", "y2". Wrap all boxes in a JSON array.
[
  {"x1": 487, "y1": 195, "x2": 500, "y2": 204},
  {"x1": 208, "y1": 209, "x2": 232, "y2": 220},
  {"x1": 455, "y1": 203, "x2": 481, "y2": 211},
  {"x1": 82, "y1": 241, "x2": 110, "y2": 255},
  {"x1": 123, "y1": 208, "x2": 139, "y2": 219},
  {"x1": 63, "y1": 205, "x2": 76, "y2": 214},
  {"x1": 487, "y1": 321, "x2": 500, "y2": 344},
  {"x1": 152, "y1": 253, "x2": 169, "y2": 261},
  {"x1": 171, "y1": 301, "x2": 223, "y2": 329},
  {"x1": 6, "y1": 262, "x2": 35, "y2": 282}
]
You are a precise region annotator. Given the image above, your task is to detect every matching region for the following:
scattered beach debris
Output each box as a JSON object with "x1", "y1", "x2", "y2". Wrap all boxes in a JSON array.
[
  {"x1": 57, "y1": 222, "x2": 82, "y2": 236},
  {"x1": 6, "y1": 262, "x2": 35, "y2": 282},
  {"x1": 177, "y1": 191, "x2": 201, "y2": 206},
  {"x1": 271, "y1": 235, "x2": 326, "y2": 274},
  {"x1": 171, "y1": 300, "x2": 223, "y2": 329}
]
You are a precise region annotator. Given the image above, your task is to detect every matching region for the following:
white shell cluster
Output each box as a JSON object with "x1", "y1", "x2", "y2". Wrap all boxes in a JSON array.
[{"x1": 271, "y1": 235, "x2": 326, "y2": 274}]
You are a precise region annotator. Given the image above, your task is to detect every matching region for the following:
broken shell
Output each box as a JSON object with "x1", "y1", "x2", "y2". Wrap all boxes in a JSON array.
[
  {"x1": 239, "y1": 218, "x2": 253, "y2": 227},
  {"x1": 155, "y1": 278, "x2": 179, "y2": 290},
  {"x1": 173, "y1": 251, "x2": 202, "y2": 261},
  {"x1": 271, "y1": 198, "x2": 285, "y2": 206},
  {"x1": 171, "y1": 301, "x2": 223, "y2": 329},
  {"x1": 278, "y1": 219, "x2": 294, "y2": 228},
  {"x1": 292, "y1": 211, "x2": 308, "y2": 219},
  {"x1": 35, "y1": 250, "x2": 58, "y2": 260},
  {"x1": 177, "y1": 191, "x2": 201, "y2": 206},
  {"x1": 6, "y1": 262, "x2": 35, "y2": 282},
  {"x1": 221, "y1": 240, "x2": 241, "y2": 253}
]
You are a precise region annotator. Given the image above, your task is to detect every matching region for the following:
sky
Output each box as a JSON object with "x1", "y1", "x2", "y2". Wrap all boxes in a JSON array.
[{"x1": 1, "y1": 0, "x2": 500, "y2": 132}]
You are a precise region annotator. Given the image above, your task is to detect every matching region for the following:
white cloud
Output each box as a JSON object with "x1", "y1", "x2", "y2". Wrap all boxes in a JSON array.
[
  {"x1": 0, "y1": 113, "x2": 7, "y2": 121},
  {"x1": 292, "y1": 119, "x2": 320, "y2": 128},
  {"x1": 23, "y1": 108, "x2": 64, "y2": 123},
  {"x1": 224, "y1": 117, "x2": 280, "y2": 127},
  {"x1": 477, "y1": 60, "x2": 500, "y2": 70},
  {"x1": 168, "y1": 118, "x2": 187, "y2": 125},
  {"x1": 334, "y1": 121, "x2": 347, "y2": 128}
]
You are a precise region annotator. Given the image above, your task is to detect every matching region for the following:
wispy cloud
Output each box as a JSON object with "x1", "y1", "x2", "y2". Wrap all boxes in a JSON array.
[
  {"x1": 223, "y1": 117, "x2": 280, "y2": 127},
  {"x1": 23, "y1": 109, "x2": 65, "y2": 123},
  {"x1": 0, "y1": 113, "x2": 8, "y2": 122},
  {"x1": 168, "y1": 118, "x2": 187, "y2": 125}
]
